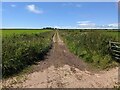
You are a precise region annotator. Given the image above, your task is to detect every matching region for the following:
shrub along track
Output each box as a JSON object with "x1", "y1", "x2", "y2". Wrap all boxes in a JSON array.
[{"x1": 2, "y1": 31, "x2": 119, "y2": 88}]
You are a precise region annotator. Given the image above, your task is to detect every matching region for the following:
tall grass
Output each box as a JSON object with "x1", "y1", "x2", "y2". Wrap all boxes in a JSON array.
[
  {"x1": 59, "y1": 30, "x2": 119, "y2": 69},
  {"x1": 2, "y1": 30, "x2": 54, "y2": 77}
]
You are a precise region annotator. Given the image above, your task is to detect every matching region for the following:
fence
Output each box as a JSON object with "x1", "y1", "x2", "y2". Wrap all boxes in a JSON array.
[{"x1": 109, "y1": 41, "x2": 120, "y2": 60}]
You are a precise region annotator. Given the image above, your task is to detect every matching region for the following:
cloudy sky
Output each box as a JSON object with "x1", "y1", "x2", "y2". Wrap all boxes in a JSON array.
[{"x1": 2, "y1": 2, "x2": 118, "y2": 29}]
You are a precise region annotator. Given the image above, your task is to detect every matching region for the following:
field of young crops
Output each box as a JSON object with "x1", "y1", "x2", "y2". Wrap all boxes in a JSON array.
[
  {"x1": 59, "y1": 30, "x2": 120, "y2": 69},
  {"x1": 2, "y1": 29, "x2": 51, "y2": 36},
  {"x1": 2, "y1": 29, "x2": 54, "y2": 77}
]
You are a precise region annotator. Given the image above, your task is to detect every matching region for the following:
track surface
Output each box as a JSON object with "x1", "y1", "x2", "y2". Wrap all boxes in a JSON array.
[{"x1": 3, "y1": 31, "x2": 118, "y2": 88}]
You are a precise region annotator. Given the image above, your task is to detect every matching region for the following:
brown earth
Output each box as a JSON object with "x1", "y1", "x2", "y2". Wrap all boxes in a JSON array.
[{"x1": 2, "y1": 31, "x2": 119, "y2": 88}]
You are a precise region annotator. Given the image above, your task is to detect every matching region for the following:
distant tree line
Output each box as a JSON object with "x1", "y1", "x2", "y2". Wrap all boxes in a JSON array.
[{"x1": 43, "y1": 27, "x2": 58, "y2": 30}]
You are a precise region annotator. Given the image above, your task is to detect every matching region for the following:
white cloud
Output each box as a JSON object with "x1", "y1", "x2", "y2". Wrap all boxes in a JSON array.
[
  {"x1": 53, "y1": 26, "x2": 61, "y2": 29},
  {"x1": 62, "y1": 3, "x2": 82, "y2": 8},
  {"x1": 11, "y1": 4, "x2": 16, "y2": 7},
  {"x1": 77, "y1": 21, "x2": 118, "y2": 29},
  {"x1": 98, "y1": 23, "x2": 118, "y2": 29},
  {"x1": 77, "y1": 21, "x2": 96, "y2": 28},
  {"x1": 77, "y1": 21, "x2": 90, "y2": 23},
  {"x1": 26, "y1": 4, "x2": 43, "y2": 14},
  {"x1": 108, "y1": 23, "x2": 118, "y2": 27},
  {"x1": 43, "y1": 25, "x2": 77, "y2": 29}
]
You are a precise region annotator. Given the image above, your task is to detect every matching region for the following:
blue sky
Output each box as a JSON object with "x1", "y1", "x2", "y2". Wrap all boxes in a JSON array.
[{"x1": 2, "y1": 2, "x2": 118, "y2": 29}]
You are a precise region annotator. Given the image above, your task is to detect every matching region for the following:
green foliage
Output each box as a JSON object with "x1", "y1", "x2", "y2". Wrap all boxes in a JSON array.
[
  {"x1": 60, "y1": 30, "x2": 119, "y2": 69},
  {"x1": 2, "y1": 31, "x2": 54, "y2": 77}
]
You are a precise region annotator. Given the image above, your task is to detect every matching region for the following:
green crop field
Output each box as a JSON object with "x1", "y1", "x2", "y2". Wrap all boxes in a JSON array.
[
  {"x1": 2, "y1": 29, "x2": 54, "y2": 77},
  {"x1": 59, "y1": 30, "x2": 120, "y2": 69},
  {"x1": 2, "y1": 29, "x2": 51, "y2": 36}
]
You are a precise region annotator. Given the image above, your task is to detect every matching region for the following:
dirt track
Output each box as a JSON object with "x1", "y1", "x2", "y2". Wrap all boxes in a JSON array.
[{"x1": 3, "y1": 31, "x2": 119, "y2": 88}]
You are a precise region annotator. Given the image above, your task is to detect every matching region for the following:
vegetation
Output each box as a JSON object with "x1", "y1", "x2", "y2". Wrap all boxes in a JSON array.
[
  {"x1": 2, "y1": 29, "x2": 51, "y2": 36},
  {"x1": 2, "y1": 30, "x2": 54, "y2": 77},
  {"x1": 59, "y1": 30, "x2": 119, "y2": 69},
  {"x1": 2, "y1": 29, "x2": 120, "y2": 77}
]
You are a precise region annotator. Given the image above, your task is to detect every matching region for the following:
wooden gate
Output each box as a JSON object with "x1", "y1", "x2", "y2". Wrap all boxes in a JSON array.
[{"x1": 109, "y1": 41, "x2": 120, "y2": 60}]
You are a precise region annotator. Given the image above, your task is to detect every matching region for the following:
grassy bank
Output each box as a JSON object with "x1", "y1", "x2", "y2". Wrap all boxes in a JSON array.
[
  {"x1": 2, "y1": 30, "x2": 54, "y2": 77},
  {"x1": 59, "y1": 30, "x2": 119, "y2": 69}
]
